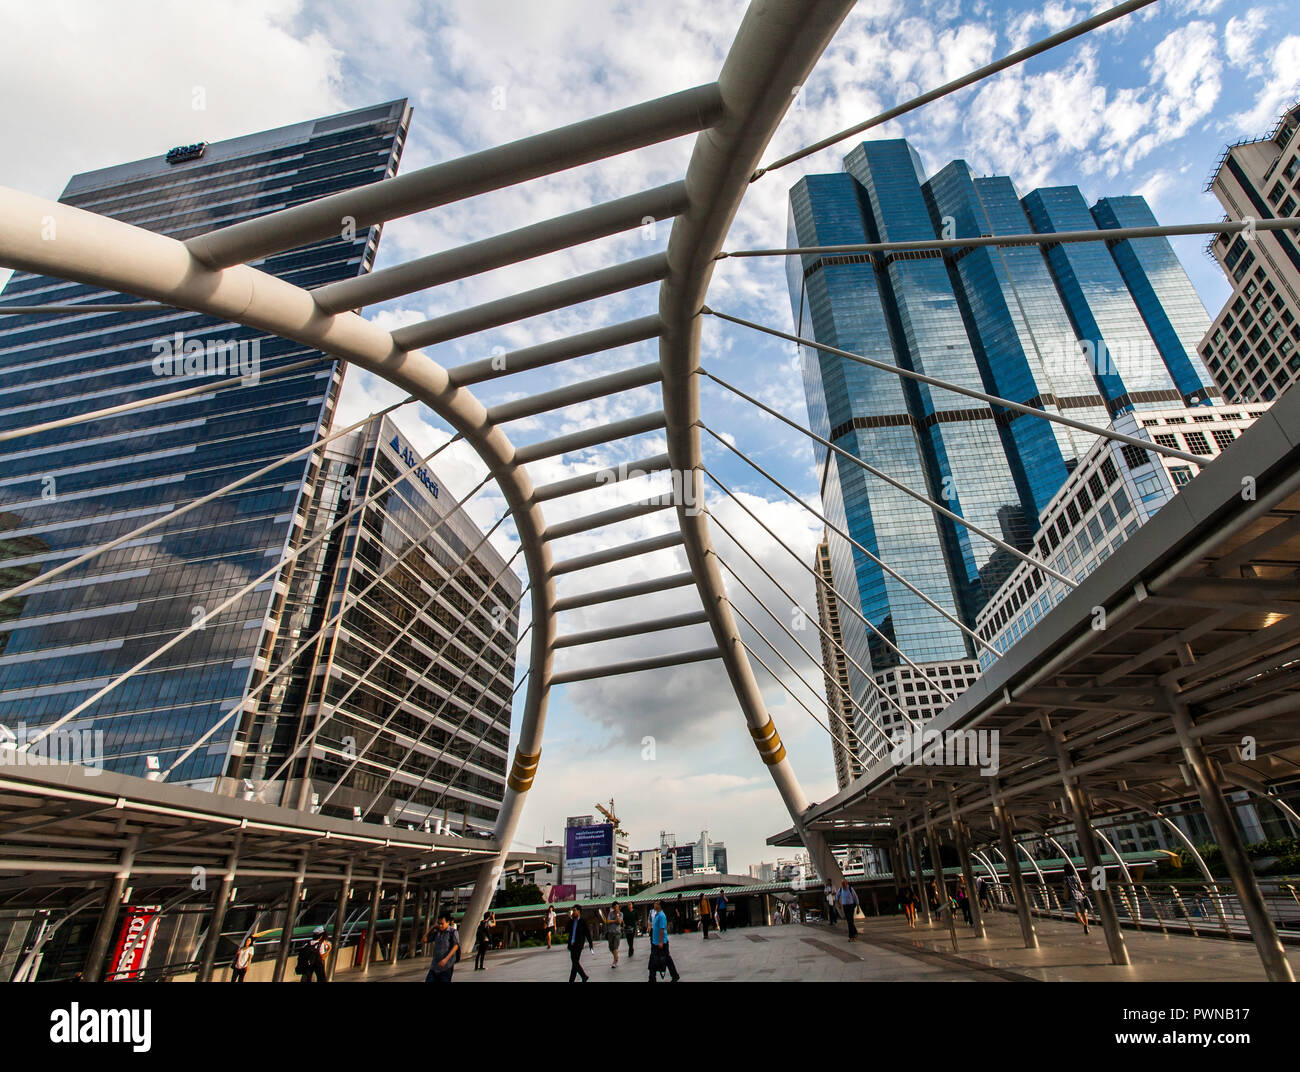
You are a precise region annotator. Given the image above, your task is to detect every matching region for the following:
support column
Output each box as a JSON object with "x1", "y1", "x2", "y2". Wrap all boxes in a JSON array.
[
  {"x1": 362, "y1": 863, "x2": 385, "y2": 973},
  {"x1": 409, "y1": 881, "x2": 426, "y2": 958},
  {"x1": 992, "y1": 785, "x2": 1037, "y2": 949},
  {"x1": 82, "y1": 835, "x2": 138, "y2": 982},
  {"x1": 197, "y1": 833, "x2": 242, "y2": 982},
  {"x1": 390, "y1": 873, "x2": 409, "y2": 964},
  {"x1": 327, "y1": 859, "x2": 353, "y2": 980},
  {"x1": 1049, "y1": 728, "x2": 1129, "y2": 967},
  {"x1": 927, "y1": 821, "x2": 959, "y2": 953},
  {"x1": 948, "y1": 792, "x2": 986, "y2": 939},
  {"x1": 907, "y1": 829, "x2": 932, "y2": 925},
  {"x1": 273, "y1": 858, "x2": 306, "y2": 983},
  {"x1": 1170, "y1": 702, "x2": 1295, "y2": 982}
]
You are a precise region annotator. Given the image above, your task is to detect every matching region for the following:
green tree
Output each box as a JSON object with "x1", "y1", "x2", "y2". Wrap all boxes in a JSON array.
[{"x1": 495, "y1": 881, "x2": 544, "y2": 908}]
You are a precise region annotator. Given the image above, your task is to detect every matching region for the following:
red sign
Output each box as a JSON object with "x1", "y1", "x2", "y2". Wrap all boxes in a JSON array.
[
  {"x1": 549, "y1": 884, "x2": 577, "y2": 903},
  {"x1": 107, "y1": 905, "x2": 161, "y2": 981}
]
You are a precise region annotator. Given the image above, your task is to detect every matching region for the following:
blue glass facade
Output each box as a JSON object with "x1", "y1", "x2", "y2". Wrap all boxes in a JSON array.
[
  {"x1": 1091, "y1": 196, "x2": 1216, "y2": 403},
  {"x1": 1021, "y1": 187, "x2": 1214, "y2": 413},
  {"x1": 0, "y1": 101, "x2": 410, "y2": 786},
  {"x1": 788, "y1": 139, "x2": 1217, "y2": 751}
]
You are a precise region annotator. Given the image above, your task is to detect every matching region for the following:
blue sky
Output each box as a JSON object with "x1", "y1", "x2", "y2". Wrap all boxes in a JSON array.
[{"x1": 2, "y1": 0, "x2": 1297, "y2": 872}]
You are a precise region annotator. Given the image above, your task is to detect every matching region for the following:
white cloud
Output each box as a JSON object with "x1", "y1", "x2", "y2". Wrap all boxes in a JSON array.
[
  {"x1": 1231, "y1": 34, "x2": 1300, "y2": 133},
  {"x1": 0, "y1": 0, "x2": 346, "y2": 201},
  {"x1": 1146, "y1": 20, "x2": 1222, "y2": 141},
  {"x1": 1224, "y1": 8, "x2": 1269, "y2": 68}
]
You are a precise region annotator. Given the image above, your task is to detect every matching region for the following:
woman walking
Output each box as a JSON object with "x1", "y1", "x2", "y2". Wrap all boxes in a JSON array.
[
  {"x1": 544, "y1": 904, "x2": 556, "y2": 950},
  {"x1": 955, "y1": 877, "x2": 972, "y2": 926},
  {"x1": 231, "y1": 935, "x2": 254, "y2": 981},
  {"x1": 901, "y1": 886, "x2": 918, "y2": 929},
  {"x1": 1063, "y1": 866, "x2": 1093, "y2": 935}
]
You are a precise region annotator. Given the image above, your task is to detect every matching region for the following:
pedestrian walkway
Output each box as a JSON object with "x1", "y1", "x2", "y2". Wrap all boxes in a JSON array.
[
  {"x1": 351, "y1": 904, "x2": 1300, "y2": 977},
  {"x1": 347, "y1": 908, "x2": 1300, "y2": 982}
]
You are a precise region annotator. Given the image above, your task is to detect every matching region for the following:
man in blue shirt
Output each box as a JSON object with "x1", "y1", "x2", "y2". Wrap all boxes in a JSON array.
[
  {"x1": 836, "y1": 880, "x2": 861, "y2": 942},
  {"x1": 648, "y1": 899, "x2": 680, "y2": 982}
]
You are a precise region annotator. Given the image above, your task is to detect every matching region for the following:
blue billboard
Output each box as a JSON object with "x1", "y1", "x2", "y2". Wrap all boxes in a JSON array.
[{"x1": 565, "y1": 823, "x2": 614, "y2": 861}]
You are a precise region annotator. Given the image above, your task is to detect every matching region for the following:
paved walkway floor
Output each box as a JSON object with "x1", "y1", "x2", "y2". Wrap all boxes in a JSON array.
[{"x1": 346, "y1": 908, "x2": 1298, "y2": 982}]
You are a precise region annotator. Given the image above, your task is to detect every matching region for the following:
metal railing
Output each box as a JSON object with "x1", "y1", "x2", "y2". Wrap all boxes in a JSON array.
[{"x1": 983, "y1": 879, "x2": 1300, "y2": 942}]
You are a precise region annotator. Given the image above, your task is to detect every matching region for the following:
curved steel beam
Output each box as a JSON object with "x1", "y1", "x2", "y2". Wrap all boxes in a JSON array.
[{"x1": 658, "y1": 0, "x2": 856, "y2": 885}]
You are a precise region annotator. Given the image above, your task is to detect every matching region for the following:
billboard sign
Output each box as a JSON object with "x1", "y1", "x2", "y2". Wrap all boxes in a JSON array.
[
  {"x1": 107, "y1": 905, "x2": 162, "y2": 981},
  {"x1": 564, "y1": 822, "x2": 613, "y2": 863}
]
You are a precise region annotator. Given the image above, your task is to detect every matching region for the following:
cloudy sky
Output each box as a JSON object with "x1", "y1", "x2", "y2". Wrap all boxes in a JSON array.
[{"x1": 2, "y1": 0, "x2": 1296, "y2": 873}]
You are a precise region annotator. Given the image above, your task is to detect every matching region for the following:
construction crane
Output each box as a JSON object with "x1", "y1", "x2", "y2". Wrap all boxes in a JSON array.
[{"x1": 595, "y1": 798, "x2": 626, "y2": 838}]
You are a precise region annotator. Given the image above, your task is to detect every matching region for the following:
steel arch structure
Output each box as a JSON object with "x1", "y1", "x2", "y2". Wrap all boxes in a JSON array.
[
  {"x1": 0, "y1": 0, "x2": 861, "y2": 945},
  {"x1": 6, "y1": 0, "x2": 1290, "y2": 974}
]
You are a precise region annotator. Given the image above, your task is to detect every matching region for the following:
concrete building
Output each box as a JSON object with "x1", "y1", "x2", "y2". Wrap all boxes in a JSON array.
[
  {"x1": 629, "y1": 847, "x2": 661, "y2": 889},
  {"x1": 564, "y1": 814, "x2": 629, "y2": 898},
  {"x1": 813, "y1": 538, "x2": 868, "y2": 788},
  {"x1": 974, "y1": 404, "x2": 1267, "y2": 668},
  {"x1": 1200, "y1": 102, "x2": 1300, "y2": 403},
  {"x1": 241, "y1": 414, "x2": 522, "y2": 832}
]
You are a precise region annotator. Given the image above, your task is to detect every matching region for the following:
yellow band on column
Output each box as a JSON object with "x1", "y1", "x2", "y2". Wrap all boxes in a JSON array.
[
  {"x1": 749, "y1": 718, "x2": 787, "y2": 766},
  {"x1": 507, "y1": 747, "x2": 541, "y2": 792}
]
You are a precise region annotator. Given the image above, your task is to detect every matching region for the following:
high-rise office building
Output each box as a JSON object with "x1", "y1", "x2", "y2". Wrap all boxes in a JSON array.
[
  {"x1": 812, "y1": 537, "x2": 866, "y2": 788},
  {"x1": 237, "y1": 414, "x2": 521, "y2": 832},
  {"x1": 0, "y1": 103, "x2": 412, "y2": 785},
  {"x1": 789, "y1": 138, "x2": 1217, "y2": 764},
  {"x1": 1200, "y1": 101, "x2": 1300, "y2": 403}
]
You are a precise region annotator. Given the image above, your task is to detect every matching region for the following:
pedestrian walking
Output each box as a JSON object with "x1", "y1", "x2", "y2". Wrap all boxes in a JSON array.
[
  {"x1": 296, "y1": 926, "x2": 328, "y2": 982},
  {"x1": 647, "y1": 899, "x2": 680, "y2": 983},
  {"x1": 975, "y1": 875, "x2": 991, "y2": 913},
  {"x1": 604, "y1": 903, "x2": 623, "y2": 969},
  {"x1": 545, "y1": 904, "x2": 556, "y2": 949},
  {"x1": 901, "y1": 886, "x2": 918, "y2": 929},
  {"x1": 673, "y1": 895, "x2": 683, "y2": 935},
  {"x1": 836, "y1": 879, "x2": 861, "y2": 942},
  {"x1": 716, "y1": 891, "x2": 727, "y2": 934},
  {"x1": 623, "y1": 901, "x2": 637, "y2": 959},
  {"x1": 698, "y1": 893, "x2": 712, "y2": 939},
  {"x1": 474, "y1": 912, "x2": 493, "y2": 970},
  {"x1": 1063, "y1": 867, "x2": 1093, "y2": 935},
  {"x1": 955, "y1": 878, "x2": 972, "y2": 926},
  {"x1": 231, "y1": 936, "x2": 254, "y2": 982},
  {"x1": 566, "y1": 905, "x2": 591, "y2": 982},
  {"x1": 423, "y1": 910, "x2": 460, "y2": 983},
  {"x1": 824, "y1": 882, "x2": 839, "y2": 925}
]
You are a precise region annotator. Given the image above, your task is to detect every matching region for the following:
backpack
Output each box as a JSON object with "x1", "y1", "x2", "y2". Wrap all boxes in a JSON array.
[{"x1": 295, "y1": 942, "x2": 317, "y2": 976}]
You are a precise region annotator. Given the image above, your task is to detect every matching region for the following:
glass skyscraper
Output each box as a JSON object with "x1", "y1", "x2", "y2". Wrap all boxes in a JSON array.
[
  {"x1": 0, "y1": 101, "x2": 410, "y2": 786},
  {"x1": 788, "y1": 138, "x2": 1216, "y2": 761},
  {"x1": 239, "y1": 414, "x2": 521, "y2": 833}
]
